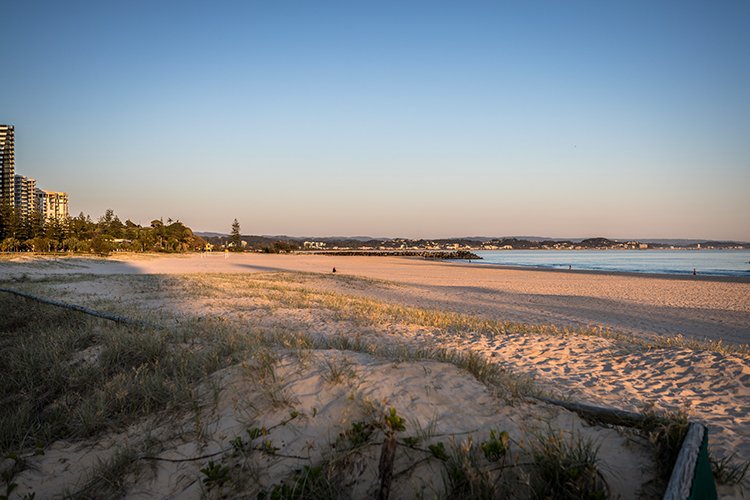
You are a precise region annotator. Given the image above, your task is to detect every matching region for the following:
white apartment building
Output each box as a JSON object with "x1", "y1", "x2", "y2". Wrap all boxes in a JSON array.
[
  {"x1": 35, "y1": 188, "x2": 69, "y2": 222},
  {"x1": 14, "y1": 175, "x2": 37, "y2": 220}
]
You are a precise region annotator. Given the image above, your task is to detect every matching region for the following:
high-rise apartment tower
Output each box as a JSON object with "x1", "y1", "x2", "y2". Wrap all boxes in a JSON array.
[
  {"x1": 0, "y1": 125, "x2": 15, "y2": 207},
  {"x1": 14, "y1": 175, "x2": 37, "y2": 220}
]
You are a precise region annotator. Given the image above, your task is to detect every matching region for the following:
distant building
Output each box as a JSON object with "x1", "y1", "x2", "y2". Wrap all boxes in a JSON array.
[
  {"x1": 303, "y1": 241, "x2": 326, "y2": 249},
  {"x1": 0, "y1": 125, "x2": 15, "y2": 206},
  {"x1": 2, "y1": 126, "x2": 70, "y2": 223},
  {"x1": 35, "y1": 188, "x2": 69, "y2": 222},
  {"x1": 14, "y1": 175, "x2": 37, "y2": 220}
]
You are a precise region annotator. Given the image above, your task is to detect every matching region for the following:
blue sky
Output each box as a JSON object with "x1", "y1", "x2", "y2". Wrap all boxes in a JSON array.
[{"x1": 3, "y1": 1, "x2": 749, "y2": 239}]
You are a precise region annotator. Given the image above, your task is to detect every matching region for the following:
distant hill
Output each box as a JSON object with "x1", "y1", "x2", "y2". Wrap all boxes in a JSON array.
[
  {"x1": 195, "y1": 232, "x2": 227, "y2": 238},
  {"x1": 196, "y1": 232, "x2": 750, "y2": 251},
  {"x1": 632, "y1": 238, "x2": 750, "y2": 246},
  {"x1": 195, "y1": 233, "x2": 382, "y2": 241}
]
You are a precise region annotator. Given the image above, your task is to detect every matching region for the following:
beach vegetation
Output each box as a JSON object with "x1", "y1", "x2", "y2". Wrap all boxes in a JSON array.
[
  {"x1": 636, "y1": 409, "x2": 690, "y2": 482},
  {"x1": 336, "y1": 421, "x2": 376, "y2": 450},
  {"x1": 439, "y1": 437, "x2": 499, "y2": 499},
  {"x1": 710, "y1": 452, "x2": 750, "y2": 486},
  {"x1": 1, "y1": 273, "x2": 725, "y2": 498},
  {"x1": 429, "y1": 442, "x2": 449, "y2": 462},
  {"x1": 0, "y1": 293, "x2": 256, "y2": 454},
  {"x1": 261, "y1": 465, "x2": 340, "y2": 500},
  {"x1": 385, "y1": 408, "x2": 406, "y2": 433},
  {"x1": 68, "y1": 444, "x2": 146, "y2": 499},
  {"x1": 200, "y1": 460, "x2": 231, "y2": 489},
  {"x1": 481, "y1": 429, "x2": 510, "y2": 462},
  {"x1": 528, "y1": 429, "x2": 607, "y2": 500},
  {"x1": 260, "y1": 240, "x2": 300, "y2": 253},
  {"x1": 321, "y1": 355, "x2": 356, "y2": 385},
  {"x1": 177, "y1": 272, "x2": 750, "y2": 355},
  {"x1": 0, "y1": 453, "x2": 32, "y2": 500}
]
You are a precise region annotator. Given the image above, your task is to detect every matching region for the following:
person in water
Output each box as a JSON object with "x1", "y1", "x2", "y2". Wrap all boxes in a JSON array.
[{"x1": 332, "y1": 267, "x2": 337, "y2": 273}]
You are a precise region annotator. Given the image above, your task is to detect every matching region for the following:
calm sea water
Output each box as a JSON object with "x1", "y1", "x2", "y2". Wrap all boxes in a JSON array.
[{"x1": 470, "y1": 249, "x2": 750, "y2": 277}]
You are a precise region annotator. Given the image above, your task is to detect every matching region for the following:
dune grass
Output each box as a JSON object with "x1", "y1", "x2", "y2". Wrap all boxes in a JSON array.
[
  {"x1": 6, "y1": 271, "x2": 748, "y2": 355},
  {"x1": 2, "y1": 272, "x2": 743, "y2": 452},
  {"x1": 0, "y1": 293, "x2": 260, "y2": 455},
  {"x1": 2, "y1": 271, "x2": 748, "y2": 497},
  {"x1": 0, "y1": 288, "x2": 538, "y2": 458},
  {"x1": 172, "y1": 272, "x2": 750, "y2": 355}
]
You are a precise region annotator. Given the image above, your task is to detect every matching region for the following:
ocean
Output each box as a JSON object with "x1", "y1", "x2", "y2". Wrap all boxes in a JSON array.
[{"x1": 470, "y1": 249, "x2": 750, "y2": 277}]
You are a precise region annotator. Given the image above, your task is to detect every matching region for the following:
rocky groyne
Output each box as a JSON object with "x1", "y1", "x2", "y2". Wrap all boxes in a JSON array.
[{"x1": 305, "y1": 250, "x2": 481, "y2": 260}]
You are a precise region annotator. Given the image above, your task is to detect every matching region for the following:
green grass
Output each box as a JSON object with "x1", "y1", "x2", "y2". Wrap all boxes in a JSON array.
[
  {"x1": 425, "y1": 428, "x2": 608, "y2": 500},
  {"x1": 0, "y1": 293, "x2": 259, "y2": 454},
  {"x1": 261, "y1": 464, "x2": 341, "y2": 500},
  {"x1": 439, "y1": 437, "x2": 499, "y2": 499},
  {"x1": 1, "y1": 287, "x2": 536, "y2": 456},
  {"x1": 529, "y1": 429, "x2": 607, "y2": 500},
  {"x1": 69, "y1": 444, "x2": 144, "y2": 499}
]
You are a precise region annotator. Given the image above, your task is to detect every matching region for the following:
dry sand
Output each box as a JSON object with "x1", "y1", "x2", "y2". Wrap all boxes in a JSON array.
[
  {"x1": 3, "y1": 252, "x2": 749, "y2": 341},
  {"x1": 2, "y1": 252, "x2": 749, "y2": 497}
]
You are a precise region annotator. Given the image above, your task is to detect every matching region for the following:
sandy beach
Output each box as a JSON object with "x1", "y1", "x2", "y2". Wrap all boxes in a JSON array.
[
  {"x1": 1, "y1": 252, "x2": 749, "y2": 498},
  {"x1": 3, "y1": 252, "x2": 749, "y2": 342}
]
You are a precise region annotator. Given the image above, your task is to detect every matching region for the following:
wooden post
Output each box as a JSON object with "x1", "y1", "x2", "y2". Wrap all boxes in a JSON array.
[
  {"x1": 0, "y1": 288, "x2": 157, "y2": 328},
  {"x1": 663, "y1": 423, "x2": 713, "y2": 500},
  {"x1": 535, "y1": 398, "x2": 717, "y2": 500},
  {"x1": 378, "y1": 434, "x2": 397, "y2": 500}
]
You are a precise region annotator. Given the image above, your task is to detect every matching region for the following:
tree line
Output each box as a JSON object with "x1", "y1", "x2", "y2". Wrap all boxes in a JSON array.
[
  {"x1": 0, "y1": 205, "x2": 205, "y2": 254},
  {"x1": 211, "y1": 218, "x2": 299, "y2": 253}
]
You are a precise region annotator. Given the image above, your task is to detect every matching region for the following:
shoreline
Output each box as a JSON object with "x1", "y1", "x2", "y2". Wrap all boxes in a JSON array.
[
  {"x1": 2, "y1": 250, "x2": 750, "y2": 283},
  {"x1": 443, "y1": 259, "x2": 750, "y2": 284},
  {"x1": 1, "y1": 250, "x2": 750, "y2": 284}
]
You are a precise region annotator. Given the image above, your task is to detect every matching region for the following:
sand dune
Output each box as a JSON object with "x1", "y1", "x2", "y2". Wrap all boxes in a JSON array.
[{"x1": 2, "y1": 252, "x2": 749, "y2": 497}]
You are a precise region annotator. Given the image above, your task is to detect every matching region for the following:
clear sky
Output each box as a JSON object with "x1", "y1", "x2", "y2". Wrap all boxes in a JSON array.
[{"x1": 3, "y1": 1, "x2": 749, "y2": 240}]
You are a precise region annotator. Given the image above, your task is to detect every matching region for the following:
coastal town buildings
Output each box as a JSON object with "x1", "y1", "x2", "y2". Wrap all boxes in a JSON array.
[
  {"x1": 35, "y1": 188, "x2": 69, "y2": 222},
  {"x1": 14, "y1": 175, "x2": 36, "y2": 220},
  {"x1": 0, "y1": 125, "x2": 15, "y2": 206},
  {"x1": 303, "y1": 241, "x2": 327, "y2": 249},
  {"x1": 0, "y1": 125, "x2": 70, "y2": 223}
]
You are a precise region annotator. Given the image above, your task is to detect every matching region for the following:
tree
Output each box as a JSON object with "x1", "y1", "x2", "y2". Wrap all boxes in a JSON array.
[
  {"x1": 1, "y1": 237, "x2": 20, "y2": 252},
  {"x1": 69, "y1": 212, "x2": 93, "y2": 240},
  {"x1": 90, "y1": 235, "x2": 111, "y2": 255},
  {"x1": 230, "y1": 219, "x2": 242, "y2": 251},
  {"x1": 98, "y1": 209, "x2": 124, "y2": 238},
  {"x1": 0, "y1": 203, "x2": 18, "y2": 240}
]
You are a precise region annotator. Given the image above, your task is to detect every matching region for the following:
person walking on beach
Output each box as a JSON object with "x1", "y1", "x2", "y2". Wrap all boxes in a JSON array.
[{"x1": 693, "y1": 268, "x2": 697, "y2": 276}]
